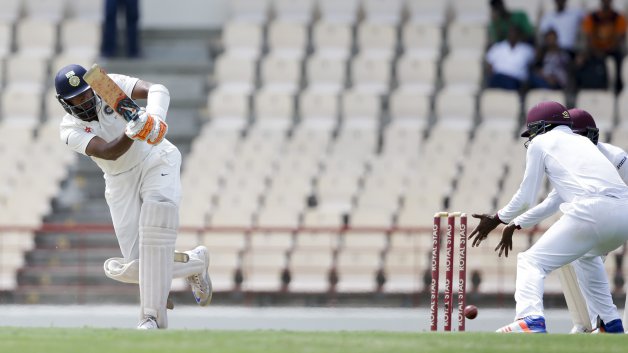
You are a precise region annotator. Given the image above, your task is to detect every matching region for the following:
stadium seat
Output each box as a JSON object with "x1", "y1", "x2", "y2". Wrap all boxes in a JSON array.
[
  {"x1": 0, "y1": 23, "x2": 12, "y2": 59},
  {"x1": 299, "y1": 89, "x2": 339, "y2": 121},
  {"x1": 0, "y1": 0, "x2": 22, "y2": 25},
  {"x1": 305, "y1": 54, "x2": 347, "y2": 93},
  {"x1": 288, "y1": 248, "x2": 334, "y2": 292},
  {"x1": 60, "y1": 19, "x2": 101, "y2": 57},
  {"x1": 204, "y1": 250, "x2": 242, "y2": 291},
  {"x1": 575, "y1": 90, "x2": 616, "y2": 130},
  {"x1": 67, "y1": 0, "x2": 105, "y2": 22},
  {"x1": 312, "y1": 21, "x2": 353, "y2": 60},
  {"x1": 395, "y1": 55, "x2": 437, "y2": 93},
  {"x1": 254, "y1": 89, "x2": 295, "y2": 123},
  {"x1": 208, "y1": 89, "x2": 250, "y2": 122},
  {"x1": 272, "y1": 0, "x2": 315, "y2": 24},
  {"x1": 401, "y1": 23, "x2": 442, "y2": 59},
  {"x1": 350, "y1": 55, "x2": 391, "y2": 95},
  {"x1": 214, "y1": 54, "x2": 256, "y2": 94},
  {"x1": 5, "y1": 54, "x2": 48, "y2": 92},
  {"x1": 229, "y1": 0, "x2": 270, "y2": 24},
  {"x1": 389, "y1": 88, "x2": 431, "y2": 121},
  {"x1": 318, "y1": 0, "x2": 359, "y2": 24},
  {"x1": 479, "y1": 89, "x2": 521, "y2": 123},
  {"x1": 24, "y1": 0, "x2": 67, "y2": 24},
  {"x1": 434, "y1": 88, "x2": 476, "y2": 121},
  {"x1": 451, "y1": 0, "x2": 490, "y2": 24},
  {"x1": 383, "y1": 246, "x2": 425, "y2": 293},
  {"x1": 267, "y1": 21, "x2": 307, "y2": 60},
  {"x1": 222, "y1": 22, "x2": 263, "y2": 60},
  {"x1": 335, "y1": 250, "x2": 382, "y2": 292},
  {"x1": 341, "y1": 90, "x2": 381, "y2": 122},
  {"x1": 362, "y1": 0, "x2": 403, "y2": 25},
  {"x1": 441, "y1": 52, "x2": 483, "y2": 93},
  {"x1": 15, "y1": 19, "x2": 57, "y2": 58},
  {"x1": 356, "y1": 22, "x2": 397, "y2": 60},
  {"x1": 242, "y1": 249, "x2": 289, "y2": 291},
  {"x1": 260, "y1": 54, "x2": 301, "y2": 94},
  {"x1": 1, "y1": 86, "x2": 41, "y2": 127},
  {"x1": 405, "y1": 0, "x2": 447, "y2": 26},
  {"x1": 447, "y1": 23, "x2": 487, "y2": 54}
]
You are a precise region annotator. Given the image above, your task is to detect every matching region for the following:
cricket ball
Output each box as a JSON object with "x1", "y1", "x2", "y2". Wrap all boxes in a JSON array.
[{"x1": 464, "y1": 305, "x2": 478, "y2": 320}]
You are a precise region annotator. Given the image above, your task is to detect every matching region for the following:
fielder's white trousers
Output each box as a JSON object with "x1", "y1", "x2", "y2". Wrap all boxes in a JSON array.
[
  {"x1": 515, "y1": 196, "x2": 628, "y2": 323},
  {"x1": 103, "y1": 140, "x2": 182, "y2": 260}
]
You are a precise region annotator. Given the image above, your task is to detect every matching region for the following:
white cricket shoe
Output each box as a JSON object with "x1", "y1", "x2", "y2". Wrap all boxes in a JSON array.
[
  {"x1": 137, "y1": 315, "x2": 159, "y2": 330},
  {"x1": 186, "y1": 245, "x2": 212, "y2": 306}
]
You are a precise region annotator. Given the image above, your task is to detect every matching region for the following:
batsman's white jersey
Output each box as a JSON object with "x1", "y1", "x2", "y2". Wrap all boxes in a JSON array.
[
  {"x1": 496, "y1": 126, "x2": 628, "y2": 323},
  {"x1": 59, "y1": 74, "x2": 181, "y2": 260}
]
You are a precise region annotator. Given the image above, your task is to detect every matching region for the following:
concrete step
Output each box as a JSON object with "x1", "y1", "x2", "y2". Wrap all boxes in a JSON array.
[
  {"x1": 26, "y1": 248, "x2": 117, "y2": 266},
  {"x1": 35, "y1": 232, "x2": 117, "y2": 249},
  {"x1": 18, "y1": 265, "x2": 109, "y2": 286}
]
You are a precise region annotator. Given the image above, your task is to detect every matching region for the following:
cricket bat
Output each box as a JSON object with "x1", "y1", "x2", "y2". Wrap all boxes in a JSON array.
[
  {"x1": 558, "y1": 264, "x2": 593, "y2": 332},
  {"x1": 83, "y1": 63, "x2": 140, "y2": 122}
]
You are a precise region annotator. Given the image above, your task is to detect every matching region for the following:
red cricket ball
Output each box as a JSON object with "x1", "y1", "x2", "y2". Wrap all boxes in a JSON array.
[{"x1": 464, "y1": 305, "x2": 478, "y2": 320}]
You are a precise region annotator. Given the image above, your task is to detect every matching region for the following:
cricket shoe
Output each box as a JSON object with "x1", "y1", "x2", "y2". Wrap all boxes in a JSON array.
[
  {"x1": 569, "y1": 324, "x2": 592, "y2": 334},
  {"x1": 137, "y1": 315, "x2": 159, "y2": 330},
  {"x1": 185, "y1": 245, "x2": 213, "y2": 306},
  {"x1": 496, "y1": 315, "x2": 547, "y2": 333},
  {"x1": 592, "y1": 319, "x2": 624, "y2": 333}
]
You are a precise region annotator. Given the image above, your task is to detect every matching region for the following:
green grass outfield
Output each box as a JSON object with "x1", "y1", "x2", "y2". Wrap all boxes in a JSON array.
[{"x1": 0, "y1": 328, "x2": 626, "y2": 353}]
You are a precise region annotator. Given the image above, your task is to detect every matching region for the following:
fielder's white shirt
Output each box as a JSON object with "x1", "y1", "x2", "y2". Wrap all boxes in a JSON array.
[
  {"x1": 485, "y1": 40, "x2": 535, "y2": 81},
  {"x1": 60, "y1": 74, "x2": 154, "y2": 175},
  {"x1": 497, "y1": 126, "x2": 628, "y2": 225},
  {"x1": 511, "y1": 141, "x2": 628, "y2": 228}
]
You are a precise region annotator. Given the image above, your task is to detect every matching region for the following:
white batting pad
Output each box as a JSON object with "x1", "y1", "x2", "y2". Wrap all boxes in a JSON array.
[
  {"x1": 139, "y1": 200, "x2": 178, "y2": 329},
  {"x1": 104, "y1": 253, "x2": 205, "y2": 284}
]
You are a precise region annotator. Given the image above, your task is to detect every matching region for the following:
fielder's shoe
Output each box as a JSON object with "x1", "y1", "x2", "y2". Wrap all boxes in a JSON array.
[
  {"x1": 496, "y1": 315, "x2": 547, "y2": 333},
  {"x1": 185, "y1": 245, "x2": 212, "y2": 306},
  {"x1": 592, "y1": 319, "x2": 624, "y2": 333},
  {"x1": 137, "y1": 315, "x2": 159, "y2": 330}
]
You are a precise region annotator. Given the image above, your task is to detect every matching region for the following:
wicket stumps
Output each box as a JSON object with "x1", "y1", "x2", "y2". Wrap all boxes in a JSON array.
[{"x1": 430, "y1": 212, "x2": 467, "y2": 332}]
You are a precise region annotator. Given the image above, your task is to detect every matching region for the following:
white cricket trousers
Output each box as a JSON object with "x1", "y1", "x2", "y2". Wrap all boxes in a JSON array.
[
  {"x1": 515, "y1": 196, "x2": 628, "y2": 323},
  {"x1": 103, "y1": 141, "x2": 182, "y2": 260}
]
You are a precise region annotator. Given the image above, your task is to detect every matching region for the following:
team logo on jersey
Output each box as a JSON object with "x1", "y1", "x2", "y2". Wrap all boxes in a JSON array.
[
  {"x1": 69, "y1": 75, "x2": 81, "y2": 87},
  {"x1": 84, "y1": 127, "x2": 92, "y2": 133},
  {"x1": 104, "y1": 105, "x2": 114, "y2": 115}
]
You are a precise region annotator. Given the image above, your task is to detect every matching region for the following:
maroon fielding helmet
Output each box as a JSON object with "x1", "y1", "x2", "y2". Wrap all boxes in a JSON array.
[
  {"x1": 568, "y1": 108, "x2": 599, "y2": 144},
  {"x1": 521, "y1": 101, "x2": 571, "y2": 138}
]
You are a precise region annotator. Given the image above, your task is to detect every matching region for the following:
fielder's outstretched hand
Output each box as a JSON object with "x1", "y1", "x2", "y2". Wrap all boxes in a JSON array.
[
  {"x1": 468, "y1": 213, "x2": 502, "y2": 247},
  {"x1": 495, "y1": 223, "x2": 517, "y2": 257}
]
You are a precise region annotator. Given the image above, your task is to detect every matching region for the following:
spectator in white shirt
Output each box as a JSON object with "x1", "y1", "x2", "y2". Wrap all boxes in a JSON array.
[
  {"x1": 539, "y1": 0, "x2": 585, "y2": 56},
  {"x1": 485, "y1": 26, "x2": 535, "y2": 90}
]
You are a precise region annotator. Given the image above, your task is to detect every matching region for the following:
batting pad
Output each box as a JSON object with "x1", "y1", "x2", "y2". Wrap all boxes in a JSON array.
[
  {"x1": 139, "y1": 200, "x2": 178, "y2": 329},
  {"x1": 103, "y1": 253, "x2": 205, "y2": 284}
]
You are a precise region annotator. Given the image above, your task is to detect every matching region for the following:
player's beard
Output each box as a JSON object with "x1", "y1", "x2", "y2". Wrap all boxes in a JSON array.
[{"x1": 72, "y1": 94, "x2": 101, "y2": 122}]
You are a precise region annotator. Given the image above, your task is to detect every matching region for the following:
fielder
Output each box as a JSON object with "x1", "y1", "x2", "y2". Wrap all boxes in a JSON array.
[
  {"x1": 55, "y1": 64, "x2": 212, "y2": 329},
  {"x1": 469, "y1": 101, "x2": 628, "y2": 333},
  {"x1": 510, "y1": 108, "x2": 628, "y2": 333}
]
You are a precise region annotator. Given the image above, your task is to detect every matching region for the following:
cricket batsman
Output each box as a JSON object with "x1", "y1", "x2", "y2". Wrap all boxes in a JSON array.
[{"x1": 55, "y1": 64, "x2": 212, "y2": 329}]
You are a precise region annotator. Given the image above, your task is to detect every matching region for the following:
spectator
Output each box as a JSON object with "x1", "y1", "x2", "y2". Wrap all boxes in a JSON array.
[
  {"x1": 580, "y1": 0, "x2": 627, "y2": 93},
  {"x1": 101, "y1": 0, "x2": 140, "y2": 58},
  {"x1": 529, "y1": 29, "x2": 572, "y2": 90},
  {"x1": 538, "y1": 0, "x2": 585, "y2": 57},
  {"x1": 488, "y1": 0, "x2": 535, "y2": 45},
  {"x1": 485, "y1": 26, "x2": 535, "y2": 90}
]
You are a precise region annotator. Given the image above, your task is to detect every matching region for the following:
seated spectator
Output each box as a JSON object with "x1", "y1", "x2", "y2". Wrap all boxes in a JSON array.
[
  {"x1": 488, "y1": 0, "x2": 534, "y2": 45},
  {"x1": 579, "y1": 0, "x2": 627, "y2": 93},
  {"x1": 538, "y1": 0, "x2": 585, "y2": 57},
  {"x1": 485, "y1": 26, "x2": 535, "y2": 90},
  {"x1": 530, "y1": 29, "x2": 572, "y2": 90}
]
